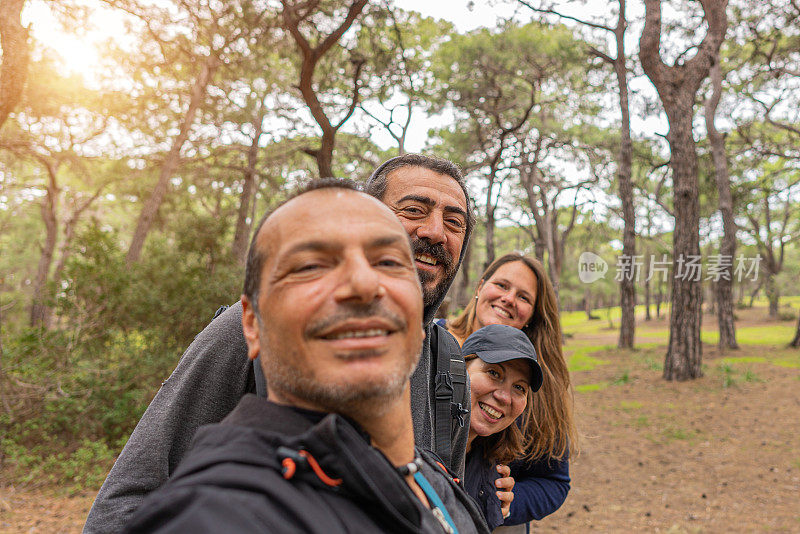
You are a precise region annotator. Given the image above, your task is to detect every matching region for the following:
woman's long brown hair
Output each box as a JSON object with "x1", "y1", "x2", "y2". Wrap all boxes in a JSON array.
[{"x1": 450, "y1": 253, "x2": 578, "y2": 463}]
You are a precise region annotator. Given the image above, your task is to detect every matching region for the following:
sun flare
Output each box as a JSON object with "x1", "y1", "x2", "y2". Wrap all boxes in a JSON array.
[{"x1": 23, "y1": 1, "x2": 128, "y2": 81}]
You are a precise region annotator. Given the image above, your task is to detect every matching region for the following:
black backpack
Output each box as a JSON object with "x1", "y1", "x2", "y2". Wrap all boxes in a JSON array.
[{"x1": 430, "y1": 322, "x2": 469, "y2": 469}]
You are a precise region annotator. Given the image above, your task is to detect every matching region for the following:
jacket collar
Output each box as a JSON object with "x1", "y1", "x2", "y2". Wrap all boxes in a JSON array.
[
  {"x1": 221, "y1": 395, "x2": 327, "y2": 435},
  {"x1": 208, "y1": 395, "x2": 424, "y2": 532}
]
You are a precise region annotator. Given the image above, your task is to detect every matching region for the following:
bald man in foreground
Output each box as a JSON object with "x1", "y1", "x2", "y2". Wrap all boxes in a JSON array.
[{"x1": 124, "y1": 179, "x2": 489, "y2": 533}]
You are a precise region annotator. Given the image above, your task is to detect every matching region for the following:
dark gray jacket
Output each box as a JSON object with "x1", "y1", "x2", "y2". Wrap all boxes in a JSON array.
[{"x1": 124, "y1": 396, "x2": 488, "y2": 534}]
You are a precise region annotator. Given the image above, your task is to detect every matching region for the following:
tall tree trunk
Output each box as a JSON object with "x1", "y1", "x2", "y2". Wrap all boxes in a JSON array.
[
  {"x1": 126, "y1": 55, "x2": 219, "y2": 264},
  {"x1": 656, "y1": 279, "x2": 663, "y2": 319},
  {"x1": 0, "y1": 293, "x2": 11, "y2": 416},
  {"x1": 790, "y1": 310, "x2": 800, "y2": 348},
  {"x1": 534, "y1": 235, "x2": 545, "y2": 264},
  {"x1": 544, "y1": 211, "x2": 560, "y2": 302},
  {"x1": 765, "y1": 272, "x2": 779, "y2": 318},
  {"x1": 232, "y1": 114, "x2": 264, "y2": 265},
  {"x1": 748, "y1": 278, "x2": 762, "y2": 308},
  {"x1": 455, "y1": 240, "x2": 473, "y2": 308},
  {"x1": 639, "y1": 0, "x2": 728, "y2": 380},
  {"x1": 614, "y1": 2, "x2": 636, "y2": 349},
  {"x1": 50, "y1": 192, "x2": 101, "y2": 297},
  {"x1": 30, "y1": 162, "x2": 59, "y2": 328},
  {"x1": 484, "y1": 176, "x2": 497, "y2": 270},
  {"x1": 704, "y1": 61, "x2": 738, "y2": 349},
  {"x1": 663, "y1": 111, "x2": 704, "y2": 380},
  {"x1": 282, "y1": 0, "x2": 368, "y2": 178},
  {"x1": 0, "y1": 0, "x2": 29, "y2": 130},
  {"x1": 317, "y1": 129, "x2": 335, "y2": 178},
  {"x1": 644, "y1": 275, "x2": 652, "y2": 321},
  {"x1": 707, "y1": 282, "x2": 716, "y2": 314},
  {"x1": 584, "y1": 287, "x2": 598, "y2": 320}
]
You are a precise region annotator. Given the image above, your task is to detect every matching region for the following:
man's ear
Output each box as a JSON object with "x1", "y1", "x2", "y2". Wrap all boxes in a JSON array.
[{"x1": 241, "y1": 295, "x2": 261, "y2": 361}]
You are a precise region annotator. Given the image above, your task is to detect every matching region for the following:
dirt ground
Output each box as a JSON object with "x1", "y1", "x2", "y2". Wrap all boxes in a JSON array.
[
  {"x1": 538, "y1": 347, "x2": 800, "y2": 533},
  {"x1": 2, "y1": 313, "x2": 799, "y2": 533}
]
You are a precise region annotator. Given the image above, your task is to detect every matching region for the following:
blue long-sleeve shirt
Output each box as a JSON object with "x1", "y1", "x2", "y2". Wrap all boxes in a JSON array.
[{"x1": 503, "y1": 454, "x2": 570, "y2": 525}]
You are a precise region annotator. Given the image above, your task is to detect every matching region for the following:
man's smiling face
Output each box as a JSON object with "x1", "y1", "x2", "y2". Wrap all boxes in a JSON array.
[
  {"x1": 241, "y1": 188, "x2": 425, "y2": 415},
  {"x1": 381, "y1": 165, "x2": 468, "y2": 307}
]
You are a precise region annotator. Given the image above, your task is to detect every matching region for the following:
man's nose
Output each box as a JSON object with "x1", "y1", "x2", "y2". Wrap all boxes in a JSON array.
[
  {"x1": 335, "y1": 255, "x2": 384, "y2": 303},
  {"x1": 414, "y1": 213, "x2": 446, "y2": 244}
]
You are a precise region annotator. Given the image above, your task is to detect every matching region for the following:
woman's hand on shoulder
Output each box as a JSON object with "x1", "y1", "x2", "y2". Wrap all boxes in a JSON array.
[{"x1": 495, "y1": 464, "x2": 515, "y2": 519}]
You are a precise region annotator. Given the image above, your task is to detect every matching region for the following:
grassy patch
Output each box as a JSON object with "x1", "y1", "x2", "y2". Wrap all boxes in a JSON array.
[
  {"x1": 618, "y1": 400, "x2": 643, "y2": 412},
  {"x1": 736, "y1": 326, "x2": 797, "y2": 345},
  {"x1": 612, "y1": 370, "x2": 632, "y2": 385},
  {"x1": 774, "y1": 353, "x2": 800, "y2": 369},
  {"x1": 567, "y1": 345, "x2": 612, "y2": 372},
  {"x1": 658, "y1": 425, "x2": 703, "y2": 444},
  {"x1": 720, "y1": 356, "x2": 767, "y2": 364},
  {"x1": 742, "y1": 369, "x2": 762, "y2": 383},
  {"x1": 633, "y1": 415, "x2": 650, "y2": 428},
  {"x1": 720, "y1": 362, "x2": 737, "y2": 388},
  {"x1": 575, "y1": 382, "x2": 609, "y2": 393}
]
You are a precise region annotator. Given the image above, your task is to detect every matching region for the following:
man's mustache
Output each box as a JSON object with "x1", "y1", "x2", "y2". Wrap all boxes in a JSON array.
[
  {"x1": 306, "y1": 302, "x2": 407, "y2": 338},
  {"x1": 412, "y1": 238, "x2": 453, "y2": 272}
]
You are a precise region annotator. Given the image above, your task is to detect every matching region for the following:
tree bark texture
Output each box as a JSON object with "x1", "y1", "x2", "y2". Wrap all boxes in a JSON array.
[
  {"x1": 0, "y1": 0, "x2": 29, "y2": 130},
  {"x1": 126, "y1": 55, "x2": 220, "y2": 264},
  {"x1": 281, "y1": 0, "x2": 368, "y2": 178},
  {"x1": 231, "y1": 113, "x2": 264, "y2": 265},
  {"x1": 704, "y1": 61, "x2": 738, "y2": 349},
  {"x1": 612, "y1": 0, "x2": 636, "y2": 349},
  {"x1": 454, "y1": 239, "x2": 472, "y2": 308},
  {"x1": 664, "y1": 113, "x2": 704, "y2": 379},
  {"x1": 656, "y1": 281, "x2": 662, "y2": 318},
  {"x1": 765, "y1": 272, "x2": 779, "y2": 318},
  {"x1": 30, "y1": 160, "x2": 59, "y2": 329},
  {"x1": 640, "y1": 0, "x2": 728, "y2": 380},
  {"x1": 484, "y1": 176, "x2": 497, "y2": 270},
  {"x1": 50, "y1": 191, "x2": 102, "y2": 299},
  {"x1": 790, "y1": 310, "x2": 800, "y2": 348}
]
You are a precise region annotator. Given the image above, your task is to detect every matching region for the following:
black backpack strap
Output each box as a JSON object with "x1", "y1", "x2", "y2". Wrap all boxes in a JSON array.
[
  {"x1": 432, "y1": 323, "x2": 468, "y2": 470},
  {"x1": 449, "y1": 340, "x2": 468, "y2": 431},
  {"x1": 253, "y1": 355, "x2": 268, "y2": 398}
]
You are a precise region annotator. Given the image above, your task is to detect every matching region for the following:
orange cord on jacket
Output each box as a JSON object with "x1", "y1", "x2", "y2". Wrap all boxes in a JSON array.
[{"x1": 280, "y1": 449, "x2": 342, "y2": 487}]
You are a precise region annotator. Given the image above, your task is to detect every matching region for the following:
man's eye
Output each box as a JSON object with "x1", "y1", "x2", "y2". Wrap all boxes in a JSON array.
[
  {"x1": 294, "y1": 263, "x2": 322, "y2": 273},
  {"x1": 377, "y1": 258, "x2": 403, "y2": 267},
  {"x1": 446, "y1": 218, "x2": 465, "y2": 229},
  {"x1": 404, "y1": 207, "x2": 423, "y2": 214}
]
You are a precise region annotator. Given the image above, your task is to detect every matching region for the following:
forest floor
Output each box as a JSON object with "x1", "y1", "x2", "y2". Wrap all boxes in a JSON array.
[{"x1": 2, "y1": 305, "x2": 799, "y2": 533}]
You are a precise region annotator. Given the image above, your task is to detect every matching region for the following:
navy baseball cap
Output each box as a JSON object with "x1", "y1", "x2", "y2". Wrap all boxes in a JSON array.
[{"x1": 462, "y1": 324, "x2": 543, "y2": 392}]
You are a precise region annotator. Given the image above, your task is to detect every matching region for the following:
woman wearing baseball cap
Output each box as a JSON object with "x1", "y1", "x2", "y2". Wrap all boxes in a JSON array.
[{"x1": 461, "y1": 324, "x2": 543, "y2": 531}]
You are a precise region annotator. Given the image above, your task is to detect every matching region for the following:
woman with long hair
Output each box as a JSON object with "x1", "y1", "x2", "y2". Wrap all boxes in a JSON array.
[
  {"x1": 448, "y1": 253, "x2": 578, "y2": 531},
  {"x1": 461, "y1": 324, "x2": 543, "y2": 531}
]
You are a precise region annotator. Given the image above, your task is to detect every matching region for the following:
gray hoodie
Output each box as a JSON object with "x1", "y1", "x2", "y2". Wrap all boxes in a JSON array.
[{"x1": 84, "y1": 179, "x2": 474, "y2": 534}]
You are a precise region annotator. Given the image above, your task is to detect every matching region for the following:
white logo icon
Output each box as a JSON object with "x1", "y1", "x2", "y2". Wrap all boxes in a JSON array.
[{"x1": 578, "y1": 252, "x2": 608, "y2": 284}]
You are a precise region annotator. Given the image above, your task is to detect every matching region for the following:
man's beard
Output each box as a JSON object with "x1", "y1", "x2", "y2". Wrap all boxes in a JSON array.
[
  {"x1": 261, "y1": 302, "x2": 420, "y2": 418},
  {"x1": 265, "y1": 355, "x2": 416, "y2": 418},
  {"x1": 413, "y1": 238, "x2": 458, "y2": 307}
]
